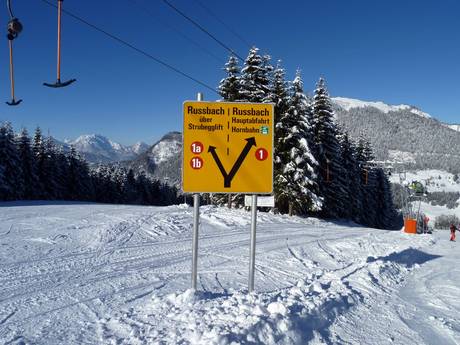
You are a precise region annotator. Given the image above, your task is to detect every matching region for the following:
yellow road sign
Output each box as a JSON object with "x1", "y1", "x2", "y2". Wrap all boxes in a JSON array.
[{"x1": 182, "y1": 101, "x2": 274, "y2": 194}]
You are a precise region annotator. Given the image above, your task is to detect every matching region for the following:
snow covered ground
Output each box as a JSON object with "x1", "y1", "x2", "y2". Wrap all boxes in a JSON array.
[{"x1": 0, "y1": 202, "x2": 459, "y2": 344}]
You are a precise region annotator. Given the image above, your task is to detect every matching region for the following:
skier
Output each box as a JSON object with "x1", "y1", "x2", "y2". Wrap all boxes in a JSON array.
[
  {"x1": 423, "y1": 216, "x2": 430, "y2": 234},
  {"x1": 450, "y1": 224, "x2": 457, "y2": 241}
]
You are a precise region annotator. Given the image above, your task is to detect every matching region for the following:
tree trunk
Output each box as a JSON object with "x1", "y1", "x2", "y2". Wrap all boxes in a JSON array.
[{"x1": 288, "y1": 202, "x2": 293, "y2": 216}]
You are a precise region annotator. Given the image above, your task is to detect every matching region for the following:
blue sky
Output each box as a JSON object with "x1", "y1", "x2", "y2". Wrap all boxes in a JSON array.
[{"x1": 1, "y1": 0, "x2": 459, "y2": 145}]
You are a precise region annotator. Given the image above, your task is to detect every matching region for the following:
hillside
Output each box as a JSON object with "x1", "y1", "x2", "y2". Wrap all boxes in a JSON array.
[
  {"x1": 333, "y1": 97, "x2": 460, "y2": 173},
  {"x1": 125, "y1": 132, "x2": 182, "y2": 186}
]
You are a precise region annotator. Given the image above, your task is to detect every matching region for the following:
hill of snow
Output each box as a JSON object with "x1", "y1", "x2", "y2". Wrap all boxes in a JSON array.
[{"x1": 0, "y1": 202, "x2": 458, "y2": 344}]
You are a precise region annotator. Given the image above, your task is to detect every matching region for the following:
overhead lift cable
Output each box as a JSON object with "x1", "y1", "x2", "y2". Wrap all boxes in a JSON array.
[
  {"x1": 192, "y1": 0, "x2": 252, "y2": 49},
  {"x1": 160, "y1": 0, "x2": 244, "y2": 61},
  {"x1": 6, "y1": 0, "x2": 23, "y2": 106},
  {"x1": 127, "y1": 0, "x2": 223, "y2": 64},
  {"x1": 38, "y1": 0, "x2": 218, "y2": 94}
]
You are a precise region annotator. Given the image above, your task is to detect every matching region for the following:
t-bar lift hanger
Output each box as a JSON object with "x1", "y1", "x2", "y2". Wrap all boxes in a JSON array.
[{"x1": 43, "y1": 0, "x2": 76, "y2": 88}]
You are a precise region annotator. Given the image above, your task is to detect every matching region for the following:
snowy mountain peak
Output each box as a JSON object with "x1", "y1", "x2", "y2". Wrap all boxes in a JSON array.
[
  {"x1": 72, "y1": 134, "x2": 116, "y2": 148},
  {"x1": 131, "y1": 141, "x2": 149, "y2": 155},
  {"x1": 332, "y1": 97, "x2": 431, "y2": 119}
]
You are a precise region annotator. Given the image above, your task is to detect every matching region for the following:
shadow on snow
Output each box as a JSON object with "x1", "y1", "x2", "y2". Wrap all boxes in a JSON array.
[{"x1": 366, "y1": 248, "x2": 442, "y2": 268}]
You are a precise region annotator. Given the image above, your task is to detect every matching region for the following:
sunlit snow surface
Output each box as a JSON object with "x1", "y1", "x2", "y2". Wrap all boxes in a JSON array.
[{"x1": 0, "y1": 202, "x2": 459, "y2": 344}]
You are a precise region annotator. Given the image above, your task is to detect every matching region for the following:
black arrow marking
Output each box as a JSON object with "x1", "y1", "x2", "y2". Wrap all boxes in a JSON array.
[
  {"x1": 225, "y1": 137, "x2": 257, "y2": 187},
  {"x1": 208, "y1": 146, "x2": 228, "y2": 180},
  {"x1": 208, "y1": 137, "x2": 257, "y2": 188}
]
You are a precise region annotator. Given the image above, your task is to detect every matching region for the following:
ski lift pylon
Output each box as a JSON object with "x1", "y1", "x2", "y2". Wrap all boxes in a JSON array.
[
  {"x1": 43, "y1": 0, "x2": 76, "y2": 88},
  {"x1": 5, "y1": 0, "x2": 23, "y2": 106}
]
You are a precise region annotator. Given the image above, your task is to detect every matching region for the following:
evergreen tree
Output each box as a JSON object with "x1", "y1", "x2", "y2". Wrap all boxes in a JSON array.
[
  {"x1": 42, "y1": 137, "x2": 61, "y2": 199},
  {"x1": 274, "y1": 71, "x2": 321, "y2": 215},
  {"x1": 17, "y1": 128, "x2": 39, "y2": 199},
  {"x1": 67, "y1": 146, "x2": 79, "y2": 200},
  {"x1": 124, "y1": 168, "x2": 138, "y2": 203},
  {"x1": 375, "y1": 168, "x2": 398, "y2": 229},
  {"x1": 54, "y1": 145, "x2": 70, "y2": 199},
  {"x1": 311, "y1": 78, "x2": 348, "y2": 218},
  {"x1": 270, "y1": 61, "x2": 290, "y2": 140},
  {"x1": 271, "y1": 61, "x2": 290, "y2": 212},
  {"x1": 78, "y1": 154, "x2": 94, "y2": 200},
  {"x1": 261, "y1": 54, "x2": 274, "y2": 102},
  {"x1": 0, "y1": 164, "x2": 5, "y2": 197},
  {"x1": 218, "y1": 55, "x2": 241, "y2": 102},
  {"x1": 240, "y1": 47, "x2": 272, "y2": 103},
  {"x1": 356, "y1": 136, "x2": 378, "y2": 226},
  {"x1": 33, "y1": 127, "x2": 47, "y2": 198},
  {"x1": 0, "y1": 123, "x2": 24, "y2": 200},
  {"x1": 92, "y1": 164, "x2": 115, "y2": 203},
  {"x1": 338, "y1": 131, "x2": 363, "y2": 221},
  {"x1": 67, "y1": 146, "x2": 93, "y2": 200},
  {"x1": 136, "y1": 172, "x2": 153, "y2": 204}
]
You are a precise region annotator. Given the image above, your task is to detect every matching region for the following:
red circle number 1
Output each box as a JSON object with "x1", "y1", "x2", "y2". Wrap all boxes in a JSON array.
[{"x1": 255, "y1": 148, "x2": 268, "y2": 161}]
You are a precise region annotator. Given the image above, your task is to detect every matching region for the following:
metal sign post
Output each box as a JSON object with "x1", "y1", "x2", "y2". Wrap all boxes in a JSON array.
[
  {"x1": 191, "y1": 193, "x2": 200, "y2": 289},
  {"x1": 248, "y1": 194, "x2": 258, "y2": 292},
  {"x1": 191, "y1": 92, "x2": 203, "y2": 290}
]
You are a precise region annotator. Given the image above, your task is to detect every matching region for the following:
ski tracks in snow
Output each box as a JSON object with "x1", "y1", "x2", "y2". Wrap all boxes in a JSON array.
[{"x1": 0, "y1": 203, "x2": 453, "y2": 344}]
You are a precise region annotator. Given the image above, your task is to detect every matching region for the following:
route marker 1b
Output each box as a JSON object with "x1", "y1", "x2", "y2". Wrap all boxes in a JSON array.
[{"x1": 182, "y1": 101, "x2": 274, "y2": 194}]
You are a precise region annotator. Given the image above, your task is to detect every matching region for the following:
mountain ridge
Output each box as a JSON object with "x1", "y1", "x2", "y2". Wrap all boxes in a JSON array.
[{"x1": 53, "y1": 134, "x2": 149, "y2": 164}]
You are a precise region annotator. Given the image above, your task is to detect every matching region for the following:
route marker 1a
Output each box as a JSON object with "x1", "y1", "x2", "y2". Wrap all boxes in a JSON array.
[{"x1": 182, "y1": 101, "x2": 274, "y2": 194}]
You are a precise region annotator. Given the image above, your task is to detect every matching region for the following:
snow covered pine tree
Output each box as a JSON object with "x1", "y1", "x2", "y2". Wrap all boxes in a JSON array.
[
  {"x1": 311, "y1": 78, "x2": 348, "y2": 218},
  {"x1": 275, "y1": 71, "x2": 321, "y2": 215}
]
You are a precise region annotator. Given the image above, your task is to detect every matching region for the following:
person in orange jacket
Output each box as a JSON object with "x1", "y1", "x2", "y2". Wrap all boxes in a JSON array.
[{"x1": 450, "y1": 224, "x2": 457, "y2": 241}]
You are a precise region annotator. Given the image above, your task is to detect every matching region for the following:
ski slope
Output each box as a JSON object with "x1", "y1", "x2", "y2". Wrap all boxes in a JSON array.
[{"x1": 0, "y1": 202, "x2": 459, "y2": 344}]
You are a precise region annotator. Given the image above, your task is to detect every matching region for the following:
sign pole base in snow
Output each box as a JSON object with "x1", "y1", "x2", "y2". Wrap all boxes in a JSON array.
[
  {"x1": 191, "y1": 92, "x2": 203, "y2": 291},
  {"x1": 191, "y1": 193, "x2": 200, "y2": 290},
  {"x1": 248, "y1": 194, "x2": 258, "y2": 292}
]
